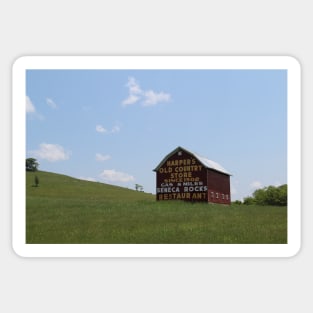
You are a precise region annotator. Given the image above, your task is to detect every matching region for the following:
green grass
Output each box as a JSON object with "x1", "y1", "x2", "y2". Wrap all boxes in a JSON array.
[{"x1": 26, "y1": 171, "x2": 287, "y2": 244}]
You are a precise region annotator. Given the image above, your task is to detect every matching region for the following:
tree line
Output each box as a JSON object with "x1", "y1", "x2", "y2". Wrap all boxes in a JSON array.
[{"x1": 236, "y1": 184, "x2": 287, "y2": 206}]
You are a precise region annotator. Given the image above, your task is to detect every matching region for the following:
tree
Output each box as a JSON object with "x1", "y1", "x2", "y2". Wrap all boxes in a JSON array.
[
  {"x1": 243, "y1": 196, "x2": 256, "y2": 205},
  {"x1": 244, "y1": 184, "x2": 287, "y2": 206},
  {"x1": 26, "y1": 158, "x2": 39, "y2": 171},
  {"x1": 253, "y1": 187, "x2": 268, "y2": 205},
  {"x1": 277, "y1": 184, "x2": 287, "y2": 206},
  {"x1": 135, "y1": 184, "x2": 143, "y2": 192}
]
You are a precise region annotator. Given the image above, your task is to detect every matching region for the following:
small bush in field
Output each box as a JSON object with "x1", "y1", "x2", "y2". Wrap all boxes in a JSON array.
[{"x1": 34, "y1": 175, "x2": 39, "y2": 187}]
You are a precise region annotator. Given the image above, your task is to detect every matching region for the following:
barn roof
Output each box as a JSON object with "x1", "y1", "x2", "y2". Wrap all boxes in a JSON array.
[{"x1": 153, "y1": 146, "x2": 231, "y2": 175}]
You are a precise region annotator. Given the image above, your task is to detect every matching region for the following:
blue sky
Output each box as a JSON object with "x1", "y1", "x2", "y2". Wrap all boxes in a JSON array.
[{"x1": 26, "y1": 69, "x2": 287, "y2": 201}]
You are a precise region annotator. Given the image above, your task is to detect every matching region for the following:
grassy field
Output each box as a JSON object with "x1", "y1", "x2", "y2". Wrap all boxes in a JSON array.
[{"x1": 26, "y1": 171, "x2": 287, "y2": 244}]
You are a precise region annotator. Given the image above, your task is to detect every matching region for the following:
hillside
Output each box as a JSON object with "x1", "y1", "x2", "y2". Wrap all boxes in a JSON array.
[
  {"x1": 26, "y1": 171, "x2": 287, "y2": 244},
  {"x1": 26, "y1": 170, "x2": 154, "y2": 202}
]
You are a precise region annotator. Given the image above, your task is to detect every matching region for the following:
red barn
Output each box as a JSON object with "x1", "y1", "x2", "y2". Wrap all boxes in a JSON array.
[{"x1": 153, "y1": 147, "x2": 231, "y2": 204}]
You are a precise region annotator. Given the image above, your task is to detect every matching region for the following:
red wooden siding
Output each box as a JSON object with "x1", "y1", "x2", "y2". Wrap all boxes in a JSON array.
[{"x1": 207, "y1": 169, "x2": 231, "y2": 204}]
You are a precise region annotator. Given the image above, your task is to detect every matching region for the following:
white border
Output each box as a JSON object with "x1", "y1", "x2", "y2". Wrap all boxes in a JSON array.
[{"x1": 12, "y1": 56, "x2": 301, "y2": 257}]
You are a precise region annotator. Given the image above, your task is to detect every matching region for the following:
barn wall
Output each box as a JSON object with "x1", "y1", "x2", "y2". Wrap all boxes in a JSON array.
[
  {"x1": 155, "y1": 149, "x2": 208, "y2": 201},
  {"x1": 207, "y1": 169, "x2": 231, "y2": 204}
]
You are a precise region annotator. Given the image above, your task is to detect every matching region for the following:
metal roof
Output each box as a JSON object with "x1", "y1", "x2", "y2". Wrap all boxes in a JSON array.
[{"x1": 153, "y1": 146, "x2": 231, "y2": 176}]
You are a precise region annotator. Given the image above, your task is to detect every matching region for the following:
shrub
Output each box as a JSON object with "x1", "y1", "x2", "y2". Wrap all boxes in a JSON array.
[{"x1": 34, "y1": 175, "x2": 39, "y2": 187}]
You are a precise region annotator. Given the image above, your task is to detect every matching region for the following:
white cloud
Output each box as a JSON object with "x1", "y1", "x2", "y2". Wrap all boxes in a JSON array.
[
  {"x1": 122, "y1": 94, "x2": 140, "y2": 106},
  {"x1": 46, "y1": 98, "x2": 57, "y2": 109},
  {"x1": 26, "y1": 96, "x2": 36, "y2": 113},
  {"x1": 143, "y1": 90, "x2": 171, "y2": 106},
  {"x1": 96, "y1": 124, "x2": 120, "y2": 134},
  {"x1": 126, "y1": 77, "x2": 142, "y2": 95},
  {"x1": 122, "y1": 76, "x2": 171, "y2": 107},
  {"x1": 96, "y1": 153, "x2": 111, "y2": 161},
  {"x1": 96, "y1": 125, "x2": 107, "y2": 133},
  {"x1": 111, "y1": 125, "x2": 120, "y2": 133},
  {"x1": 122, "y1": 77, "x2": 142, "y2": 106},
  {"x1": 30, "y1": 143, "x2": 70, "y2": 162},
  {"x1": 26, "y1": 96, "x2": 45, "y2": 120},
  {"x1": 250, "y1": 181, "x2": 263, "y2": 190},
  {"x1": 99, "y1": 169, "x2": 135, "y2": 183}
]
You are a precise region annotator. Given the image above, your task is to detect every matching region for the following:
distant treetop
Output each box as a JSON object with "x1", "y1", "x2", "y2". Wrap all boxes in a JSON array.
[{"x1": 26, "y1": 158, "x2": 39, "y2": 171}]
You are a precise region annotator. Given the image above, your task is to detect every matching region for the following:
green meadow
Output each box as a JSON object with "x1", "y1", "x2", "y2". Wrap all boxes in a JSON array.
[{"x1": 26, "y1": 171, "x2": 287, "y2": 244}]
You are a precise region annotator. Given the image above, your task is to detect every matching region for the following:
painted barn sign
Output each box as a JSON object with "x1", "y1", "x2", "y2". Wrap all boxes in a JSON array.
[{"x1": 153, "y1": 147, "x2": 231, "y2": 204}]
